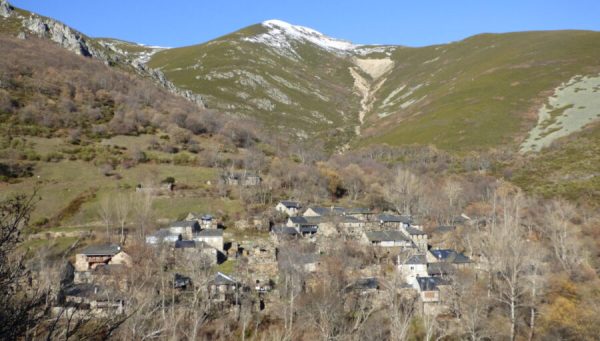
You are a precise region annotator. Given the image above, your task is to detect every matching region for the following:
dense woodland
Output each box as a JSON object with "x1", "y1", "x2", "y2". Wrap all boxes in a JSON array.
[{"x1": 1, "y1": 35, "x2": 600, "y2": 340}]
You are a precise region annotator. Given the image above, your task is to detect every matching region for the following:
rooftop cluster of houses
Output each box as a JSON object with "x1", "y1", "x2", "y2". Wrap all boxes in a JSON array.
[
  {"x1": 145, "y1": 213, "x2": 224, "y2": 252},
  {"x1": 55, "y1": 199, "x2": 473, "y2": 320},
  {"x1": 272, "y1": 200, "x2": 471, "y2": 315}
]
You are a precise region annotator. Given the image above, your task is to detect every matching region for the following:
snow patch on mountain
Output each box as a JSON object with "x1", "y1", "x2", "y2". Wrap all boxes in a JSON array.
[{"x1": 243, "y1": 19, "x2": 358, "y2": 57}]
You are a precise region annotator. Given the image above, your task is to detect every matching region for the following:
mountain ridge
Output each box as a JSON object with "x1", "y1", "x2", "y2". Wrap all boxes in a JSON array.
[{"x1": 2, "y1": 1, "x2": 600, "y2": 155}]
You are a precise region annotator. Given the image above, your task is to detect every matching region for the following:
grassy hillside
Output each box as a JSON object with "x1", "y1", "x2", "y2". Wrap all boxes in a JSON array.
[
  {"x1": 148, "y1": 24, "x2": 362, "y2": 148},
  {"x1": 360, "y1": 30, "x2": 600, "y2": 151},
  {"x1": 0, "y1": 35, "x2": 257, "y2": 230},
  {"x1": 510, "y1": 122, "x2": 600, "y2": 205},
  {"x1": 149, "y1": 26, "x2": 600, "y2": 153}
]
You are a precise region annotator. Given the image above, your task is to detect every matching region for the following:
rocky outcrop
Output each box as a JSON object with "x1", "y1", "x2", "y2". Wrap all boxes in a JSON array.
[
  {"x1": 0, "y1": 0, "x2": 12, "y2": 17},
  {"x1": 2, "y1": 1, "x2": 204, "y2": 108},
  {"x1": 134, "y1": 62, "x2": 205, "y2": 107},
  {"x1": 23, "y1": 16, "x2": 99, "y2": 57}
]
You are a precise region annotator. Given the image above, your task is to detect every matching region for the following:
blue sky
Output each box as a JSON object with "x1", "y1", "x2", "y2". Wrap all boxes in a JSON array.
[{"x1": 10, "y1": 1, "x2": 600, "y2": 47}]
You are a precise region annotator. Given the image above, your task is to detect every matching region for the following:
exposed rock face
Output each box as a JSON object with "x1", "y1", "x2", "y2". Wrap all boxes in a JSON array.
[
  {"x1": 136, "y1": 63, "x2": 205, "y2": 107},
  {"x1": 15, "y1": 10, "x2": 205, "y2": 108},
  {"x1": 23, "y1": 16, "x2": 96, "y2": 57},
  {"x1": 0, "y1": 0, "x2": 12, "y2": 17}
]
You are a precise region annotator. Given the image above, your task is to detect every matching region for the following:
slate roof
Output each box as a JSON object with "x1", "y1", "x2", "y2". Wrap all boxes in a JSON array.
[
  {"x1": 430, "y1": 249, "x2": 470, "y2": 264},
  {"x1": 289, "y1": 216, "x2": 321, "y2": 226},
  {"x1": 174, "y1": 240, "x2": 196, "y2": 249},
  {"x1": 197, "y1": 229, "x2": 223, "y2": 237},
  {"x1": 79, "y1": 244, "x2": 122, "y2": 256},
  {"x1": 416, "y1": 276, "x2": 450, "y2": 291},
  {"x1": 271, "y1": 226, "x2": 300, "y2": 235},
  {"x1": 280, "y1": 201, "x2": 301, "y2": 209},
  {"x1": 307, "y1": 206, "x2": 346, "y2": 216},
  {"x1": 299, "y1": 226, "x2": 318, "y2": 234},
  {"x1": 378, "y1": 214, "x2": 412, "y2": 224},
  {"x1": 62, "y1": 283, "x2": 122, "y2": 300},
  {"x1": 214, "y1": 272, "x2": 237, "y2": 286},
  {"x1": 405, "y1": 254, "x2": 427, "y2": 265},
  {"x1": 366, "y1": 230, "x2": 410, "y2": 242}
]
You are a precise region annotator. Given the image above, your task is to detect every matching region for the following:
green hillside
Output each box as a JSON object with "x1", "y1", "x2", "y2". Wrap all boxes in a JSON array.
[
  {"x1": 148, "y1": 24, "x2": 362, "y2": 147},
  {"x1": 362, "y1": 30, "x2": 600, "y2": 151}
]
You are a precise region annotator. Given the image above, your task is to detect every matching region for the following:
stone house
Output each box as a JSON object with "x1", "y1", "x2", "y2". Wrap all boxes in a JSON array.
[
  {"x1": 74, "y1": 244, "x2": 131, "y2": 272},
  {"x1": 59, "y1": 283, "x2": 125, "y2": 317},
  {"x1": 365, "y1": 230, "x2": 414, "y2": 248},
  {"x1": 303, "y1": 206, "x2": 346, "y2": 217},
  {"x1": 427, "y1": 249, "x2": 471, "y2": 269},
  {"x1": 397, "y1": 254, "x2": 428, "y2": 288},
  {"x1": 403, "y1": 226, "x2": 428, "y2": 251},
  {"x1": 224, "y1": 171, "x2": 261, "y2": 186},
  {"x1": 193, "y1": 228, "x2": 224, "y2": 251},
  {"x1": 168, "y1": 220, "x2": 200, "y2": 240},
  {"x1": 174, "y1": 240, "x2": 218, "y2": 266},
  {"x1": 286, "y1": 216, "x2": 320, "y2": 237},
  {"x1": 377, "y1": 214, "x2": 412, "y2": 229},
  {"x1": 275, "y1": 201, "x2": 302, "y2": 216},
  {"x1": 343, "y1": 207, "x2": 375, "y2": 221},
  {"x1": 145, "y1": 228, "x2": 181, "y2": 245},
  {"x1": 209, "y1": 272, "x2": 240, "y2": 303}
]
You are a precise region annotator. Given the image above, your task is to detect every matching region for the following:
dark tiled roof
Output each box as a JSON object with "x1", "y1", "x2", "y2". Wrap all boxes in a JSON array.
[
  {"x1": 289, "y1": 216, "x2": 321, "y2": 226},
  {"x1": 307, "y1": 206, "x2": 346, "y2": 216},
  {"x1": 272, "y1": 226, "x2": 300, "y2": 235},
  {"x1": 405, "y1": 254, "x2": 427, "y2": 264},
  {"x1": 79, "y1": 244, "x2": 122, "y2": 256},
  {"x1": 378, "y1": 214, "x2": 412, "y2": 224},
  {"x1": 366, "y1": 230, "x2": 410, "y2": 242},
  {"x1": 174, "y1": 240, "x2": 196, "y2": 249},
  {"x1": 300, "y1": 226, "x2": 318, "y2": 233},
  {"x1": 197, "y1": 229, "x2": 223, "y2": 237},
  {"x1": 430, "y1": 249, "x2": 470, "y2": 264},
  {"x1": 214, "y1": 272, "x2": 237, "y2": 286},
  {"x1": 62, "y1": 283, "x2": 121, "y2": 300},
  {"x1": 280, "y1": 201, "x2": 301, "y2": 208},
  {"x1": 416, "y1": 276, "x2": 450, "y2": 291},
  {"x1": 170, "y1": 220, "x2": 199, "y2": 228}
]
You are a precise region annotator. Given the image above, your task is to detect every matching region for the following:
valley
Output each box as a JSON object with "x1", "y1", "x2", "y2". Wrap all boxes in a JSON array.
[{"x1": 1, "y1": 1, "x2": 600, "y2": 340}]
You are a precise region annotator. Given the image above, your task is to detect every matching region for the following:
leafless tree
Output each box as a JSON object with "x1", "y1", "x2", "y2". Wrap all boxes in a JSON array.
[
  {"x1": 543, "y1": 200, "x2": 585, "y2": 275},
  {"x1": 381, "y1": 272, "x2": 418, "y2": 341},
  {"x1": 386, "y1": 168, "x2": 423, "y2": 216},
  {"x1": 98, "y1": 196, "x2": 113, "y2": 242}
]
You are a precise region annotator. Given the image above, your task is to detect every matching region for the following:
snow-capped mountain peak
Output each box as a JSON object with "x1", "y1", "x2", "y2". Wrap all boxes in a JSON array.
[{"x1": 243, "y1": 19, "x2": 359, "y2": 57}]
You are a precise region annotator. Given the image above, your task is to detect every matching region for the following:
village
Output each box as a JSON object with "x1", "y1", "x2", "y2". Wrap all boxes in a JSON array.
[{"x1": 54, "y1": 184, "x2": 477, "y2": 330}]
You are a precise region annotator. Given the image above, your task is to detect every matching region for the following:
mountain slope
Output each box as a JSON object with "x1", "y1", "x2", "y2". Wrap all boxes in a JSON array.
[
  {"x1": 0, "y1": 0, "x2": 204, "y2": 106},
  {"x1": 148, "y1": 21, "x2": 377, "y2": 146},
  {"x1": 148, "y1": 22, "x2": 600, "y2": 152},
  {"x1": 361, "y1": 30, "x2": 600, "y2": 151}
]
